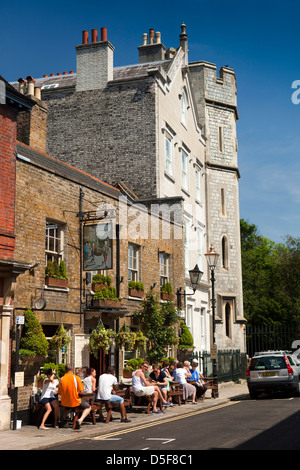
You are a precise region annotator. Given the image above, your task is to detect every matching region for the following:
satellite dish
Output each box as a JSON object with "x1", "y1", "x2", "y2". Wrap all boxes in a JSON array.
[{"x1": 35, "y1": 297, "x2": 46, "y2": 310}]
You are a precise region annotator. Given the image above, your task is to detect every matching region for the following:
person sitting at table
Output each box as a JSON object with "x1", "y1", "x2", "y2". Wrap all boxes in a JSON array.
[
  {"x1": 58, "y1": 364, "x2": 91, "y2": 429},
  {"x1": 132, "y1": 361, "x2": 173, "y2": 414},
  {"x1": 82, "y1": 367, "x2": 97, "y2": 396},
  {"x1": 38, "y1": 369, "x2": 59, "y2": 429},
  {"x1": 96, "y1": 366, "x2": 131, "y2": 423},
  {"x1": 175, "y1": 362, "x2": 197, "y2": 404},
  {"x1": 188, "y1": 359, "x2": 207, "y2": 399},
  {"x1": 149, "y1": 364, "x2": 170, "y2": 403},
  {"x1": 165, "y1": 363, "x2": 176, "y2": 381}
]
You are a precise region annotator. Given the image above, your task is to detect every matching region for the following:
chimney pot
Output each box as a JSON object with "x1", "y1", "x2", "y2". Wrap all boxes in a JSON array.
[
  {"x1": 43, "y1": 74, "x2": 48, "y2": 77},
  {"x1": 18, "y1": 78, "x2": 26, "y2": 94},
  {"x1": 92, "y1": 29, "x2": 98, "y2": 43},
  {"x1": 57, "y1": 73, "x2": 62, "y2": 75},
  {"x1": 69, "y1": 71, "x2": 74, "y2": 74},
  {"x1": 155, "y1": 32, "x2": 161, "y2": 44},
  {"x1": 149, "y1": 29, "x2": 154, "y2": 44},
  {"x1": 63, "y1": 72, "x2": 68, "y2": 75},
  {"x1": 34, "y1": 87, "x2": 41, "y2": 100},
  {"x1": 142, "y1": 33, "x2": 147, "y2": 46},
  {"x1": 82, "y1": 30, "x2": 89, "y2": 44},
  {"x1": 50, "y1": 73, "x2": 55, "y2": 77},
  {"x1": 101, "y1": 27, "x2": 107, "y2": 42}
]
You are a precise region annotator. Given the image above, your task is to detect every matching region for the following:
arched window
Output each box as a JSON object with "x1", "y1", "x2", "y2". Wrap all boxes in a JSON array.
[{"x1": 222, "y1": 236, "x2": 228, "y2": 269}]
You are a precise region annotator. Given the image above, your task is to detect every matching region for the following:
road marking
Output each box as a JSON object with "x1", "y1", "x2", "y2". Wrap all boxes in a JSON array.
[
  {"x1": 146, "y1": 438, "x2": 175, "y2": 445},
  {"x1": 89, "y1": 401, "x2": 240, "y2": 440}
]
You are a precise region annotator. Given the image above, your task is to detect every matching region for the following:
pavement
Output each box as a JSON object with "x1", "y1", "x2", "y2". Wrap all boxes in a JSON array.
[{"x1": 0, "y1": 380, "x2": 249, "y2": 450}]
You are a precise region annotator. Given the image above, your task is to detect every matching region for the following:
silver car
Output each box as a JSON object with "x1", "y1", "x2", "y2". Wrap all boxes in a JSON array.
[{"x1": 246, "y1": 351, "x2": 300, "y2": 399}]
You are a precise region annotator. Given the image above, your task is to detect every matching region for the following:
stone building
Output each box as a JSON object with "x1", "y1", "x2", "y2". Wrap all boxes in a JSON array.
[{"x1": 15, "y1": 24, "x2": 245, "y2": 354}]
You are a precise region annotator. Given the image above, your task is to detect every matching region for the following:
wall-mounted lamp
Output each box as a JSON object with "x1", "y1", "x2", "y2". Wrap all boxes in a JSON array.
[
  {"x1": 29, "y1": 262, "x2": 40, "y2": 275},
  {"x1": 176, "y1": 264, "x2": 203, "y2": 309}
]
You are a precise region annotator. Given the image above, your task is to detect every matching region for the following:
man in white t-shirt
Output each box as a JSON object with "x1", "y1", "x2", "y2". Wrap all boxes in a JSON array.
[{"x1": 96, "y1": 366, "x2": 131, "y2": 423}]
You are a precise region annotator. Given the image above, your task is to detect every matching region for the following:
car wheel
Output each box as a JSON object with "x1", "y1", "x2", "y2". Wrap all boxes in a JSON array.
[{"x1": 293, "y1": 381, "x2": 300, "y2": 397}]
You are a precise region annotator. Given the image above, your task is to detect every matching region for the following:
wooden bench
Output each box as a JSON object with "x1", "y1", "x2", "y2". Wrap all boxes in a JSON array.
[
  {"x1": 200, "y1": 378, "x2": 218, "y2": 402},
  {"x1": 130, "y1": 391, "x2": 164, "y2": 414},
  {"x1": 167, "y1": 381, "x2": 182, "y2": 405},
  {"x1": 91, "y1": 390, "x2": 132, "y2": 423}
]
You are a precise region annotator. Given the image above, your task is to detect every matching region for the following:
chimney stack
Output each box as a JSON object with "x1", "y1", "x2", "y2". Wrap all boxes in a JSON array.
[
  {"x1": 138, "y1": 28, "x2": 165, "y2": 64},
  {"x1": 179, "y1": 23, "x2": 188, "y2": 65},
  {"x1": 75, "y1": 27, "x2": 114, "y2": 92}
]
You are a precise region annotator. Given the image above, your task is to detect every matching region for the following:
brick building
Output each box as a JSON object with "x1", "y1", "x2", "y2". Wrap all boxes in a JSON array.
[
  {"x1": 0, "y1": 74, "x2": 185, "y2": 428},
  {"x1": 14, "y1": 24, "x2": 246, "y2": 354}
]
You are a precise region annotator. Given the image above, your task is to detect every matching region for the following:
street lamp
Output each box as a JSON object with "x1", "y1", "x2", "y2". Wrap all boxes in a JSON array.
[
  {"x1": 205, "y1": 244, "x2": 219, "y2": 396},
  {"x1": 176, "y1": 264, "x2": 203, "y2": 309}
]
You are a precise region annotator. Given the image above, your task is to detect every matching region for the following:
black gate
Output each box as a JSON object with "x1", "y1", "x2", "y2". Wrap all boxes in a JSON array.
[{"x1": 246, "y1": 324, "x2": 299, "y2": 357}]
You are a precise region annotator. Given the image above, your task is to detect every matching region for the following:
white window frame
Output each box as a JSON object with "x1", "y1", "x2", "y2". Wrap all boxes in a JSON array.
[
  {"x1": 186, "y1": 304, "x2": 192, "y2": 330},
  {"x1": 45, "y1": 221, "x2": 65, "y2": 265},
  {"x1": 184, "y1": 215, "x2": 191, "y2": 276},
  {"x1": 128, "y1": 243, "x2": 141, "y2": 282},
  {"x1": 159, "y1": 253, "x2": 170, "y2": 287},
  {"x1": 164, "y1": 132, "x2": 174, "y2": 177},
  {"x1": 181, "y1": 149, "x2": 189, "y2": 192}
]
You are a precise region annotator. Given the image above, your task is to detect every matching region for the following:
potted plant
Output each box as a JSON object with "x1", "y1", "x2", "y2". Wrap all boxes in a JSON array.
[
  {"x1": 123, "y1": 358, "x2": 144, "y2": 378},
  {"x1": 92, "y1": 286, "x2": 122, "y2": 308},
  {"x1": 128, "y1": 280, "x2": 145, "y2": 298},
  {"x1": 115, "y1": 324, "x2": 136, "y2": 351},
  {"x1": 45, "y1": 259, "x2": 69, "y2": 288},
  {"x1": 89, "y1": 324, "x2": 115, "y2": 357},
  {"x1": 92, "y1": 274, "x2": 112, "y2": 292},
  {"x1": 177, "y1": 322, "x2": 195, "y2": 362},
  {"x1": 160, "y1": 282, "x2": 174, "y2": 301}
]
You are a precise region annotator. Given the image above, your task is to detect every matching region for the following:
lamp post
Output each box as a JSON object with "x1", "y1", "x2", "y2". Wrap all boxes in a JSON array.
[
  {"x1": 176, "y1": 264, "x2": 203, "y2": 309},
  {"x1": 205, "y1": 244, "x2": 219, "y2": 397}
]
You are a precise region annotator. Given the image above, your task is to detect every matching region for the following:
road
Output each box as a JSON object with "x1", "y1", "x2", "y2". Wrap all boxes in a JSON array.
[{"x1": 46, "y1": 395, "x2": 300, "y2": 451}]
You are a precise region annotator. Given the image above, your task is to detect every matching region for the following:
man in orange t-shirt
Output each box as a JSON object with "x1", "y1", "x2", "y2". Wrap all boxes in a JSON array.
[{"x1": 58, "y1": 364, "x2": 91, "y2": 429}]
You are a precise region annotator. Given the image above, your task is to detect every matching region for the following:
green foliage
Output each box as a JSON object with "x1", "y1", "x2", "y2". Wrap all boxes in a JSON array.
[
  {"x1": 240, "y1": 219, "x2": 300, "y2": 328},
  {"x1": 41, "y1": 362, "x2": 66, "y2": 378},
  {"x1": 128, "y1": 280, "x2": 144, "y2": 291},
  {"x1": 124, "y1": 357, "x2": 144, "y2": 371},
  {"x1": 93, "y1": 286, "x2": 119, "y2": 301},
  {"x1": 115, "y1": 325, "x2": 136, "y2": 351},
  {"x1": 45, "y1": 259, "x2": 68, "y2": 280},
  {"x1": 20, "y1": 308, "x2": 49, "y2": 356},
  {"x1": 133, "y1": 292, "x2": 180, "y2": 363},
  {"x1": 92, "y1": 274, "x2": 112, "y2": 286},
  {"x1": 161, "y1": 282, "x2": 173, "y2": 294},
  {"x1": 178, "y1": 322, "x2": 194, "y2": 348},
  {"x1": 50, "y1": 324, "x2": 71, "y2": 353},
  {"x1": 89, "y1": 325, "x2": 115, "y2": 357}
]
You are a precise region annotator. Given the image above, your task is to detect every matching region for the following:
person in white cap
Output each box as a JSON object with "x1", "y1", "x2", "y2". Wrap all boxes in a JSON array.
[{"x1": 188, "y1": 359, "x2": 208, "y2": 399}]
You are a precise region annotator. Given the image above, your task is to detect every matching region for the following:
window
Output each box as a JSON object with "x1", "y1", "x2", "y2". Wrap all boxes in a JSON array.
[
  {"x1": 196, "y1": 168, "x2": 201, "y2": 202},
  {"x1": 128, "y1": 243, "x2": 141, "y2": 282},
  {"x1": 184, "y1": 216, "x2": 191, "y2": 275},
  {"x1": 225, "y1": 302, "x2": 231, "y2": 338},
  {"x1": 186, "y1": 304, "x2": 192, "y2": 330},
  {"x1": 221, "y1": 188, "x2": 225, "y2": 215},
  {"x1": 197, "y1": 226, "x2": 204, "y2": 271},
  {"x1": 181, "y1": 90, "x2": 187, "y2": 126},
  {"x1": 222, "y1": 236, "x2": 228, "y2": 269},
  {"x1": 45, "y1": 221, "x2": 65, "y2": 265},
  {"x1": 218, "y1": 126, "x2": 224, "y2": 153},
  {"x1": 159, "y1": 253, "x2": 170, "y2": 287},
  {"x1": 181, "y1": 149, "x2": 189, "y2": 191},
  {"x1": 164, "y1": 133, "x2": 173, "y2": 176}
]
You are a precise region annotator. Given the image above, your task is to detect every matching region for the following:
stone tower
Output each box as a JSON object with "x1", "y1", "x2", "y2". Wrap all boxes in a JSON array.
[{"x1": 189, "y1": 62, "x2": 245, "y2": 349}]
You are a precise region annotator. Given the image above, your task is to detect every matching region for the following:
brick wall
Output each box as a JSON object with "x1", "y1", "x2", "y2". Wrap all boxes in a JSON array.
[
  {"x1": 0, "y1": 105, "x2": 17, "y2": 259},
  {"x1": 17, "y1": 96, "x2": 47, "y2": 154}
]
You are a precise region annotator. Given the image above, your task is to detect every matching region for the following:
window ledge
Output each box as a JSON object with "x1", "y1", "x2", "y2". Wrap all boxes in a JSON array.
[{"x1": 44, "y1": 285, "x2": 69, "y2": 293}]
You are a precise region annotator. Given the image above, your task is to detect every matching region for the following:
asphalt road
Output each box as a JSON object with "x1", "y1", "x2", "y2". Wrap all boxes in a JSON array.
[{"x1": 45, "y1": 394, "x2": 300, "y2": 452}]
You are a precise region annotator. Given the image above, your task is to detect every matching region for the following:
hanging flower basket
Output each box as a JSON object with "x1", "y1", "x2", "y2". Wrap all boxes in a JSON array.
[
  {"x1": 115, "y1": 326, "x2": 136, "y2": 351},
  {"x1": 89, "y1": 325, "x2": 115, "y2": 357}
]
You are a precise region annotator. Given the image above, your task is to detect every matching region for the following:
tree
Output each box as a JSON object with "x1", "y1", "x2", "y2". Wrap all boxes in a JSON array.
[
  {"x1": 20, "y1": 307, "x2": 49, "y2": 356},
  {"x1": 133, "y1": 292, "x2": 180, "y2": 363}
]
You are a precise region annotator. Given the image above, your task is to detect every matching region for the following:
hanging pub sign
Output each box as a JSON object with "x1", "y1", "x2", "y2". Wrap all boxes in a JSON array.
[{"x1": 83, "y1": 223, "x2": 113, "y2": 271}]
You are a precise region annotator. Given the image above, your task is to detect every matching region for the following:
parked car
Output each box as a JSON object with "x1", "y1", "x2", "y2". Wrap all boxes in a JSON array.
[{"x1": 246, "y1": 350, "x2": 300, "y2": 399}]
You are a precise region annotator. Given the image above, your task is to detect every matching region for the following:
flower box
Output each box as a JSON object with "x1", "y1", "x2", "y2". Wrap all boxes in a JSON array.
[
  {"x1": 92, "y1": 283, "x2": 106, "y2": 292},
  {"x1": 123, "y1": 369, "x2": 133, "y2": 378},
  {"x1": 45, "y1": 277, "x2": 69, "y2": 288},
  {"x1": 160, "y1": 292, "x2": 174, "y2": 301},
  {"x1": 128, "y1": 288, "x2": 144, "y2": 298},
  {"x1": 92, "y1": 299, "x2": 122, "y2": 308}
]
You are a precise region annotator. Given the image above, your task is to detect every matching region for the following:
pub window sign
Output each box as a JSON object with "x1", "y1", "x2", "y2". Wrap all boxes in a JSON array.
[{"x1": 83, "y1": 223, "x2": 113, "y2": 271}]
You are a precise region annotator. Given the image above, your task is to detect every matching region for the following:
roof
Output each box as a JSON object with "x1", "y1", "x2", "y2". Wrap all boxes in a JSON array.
[
  {"x1": 15, "y1": 141, "x2": 120, "y2": 200},
  {"x1": 10, "y1": 60, "x2": 172, "y2": 91}
]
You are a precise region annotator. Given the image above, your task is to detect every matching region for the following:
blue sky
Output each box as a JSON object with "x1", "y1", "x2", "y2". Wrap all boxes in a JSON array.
[{"x1": 1, "y1": 0, "x2": 299, "y2": 244}]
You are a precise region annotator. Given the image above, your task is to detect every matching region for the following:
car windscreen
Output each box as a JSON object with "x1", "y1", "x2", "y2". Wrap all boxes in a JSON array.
[{"x1": 250, "y1": 356, "x2": 287, "y2": 371}]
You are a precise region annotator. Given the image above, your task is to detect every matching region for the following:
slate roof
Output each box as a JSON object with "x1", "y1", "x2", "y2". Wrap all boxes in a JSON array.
[
  {"x1": 10, "y1": 60, "x2": 171, "y2": 91},
  {"x1": 16, "y1": 141, "x2": 120, "y2": 200}
]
